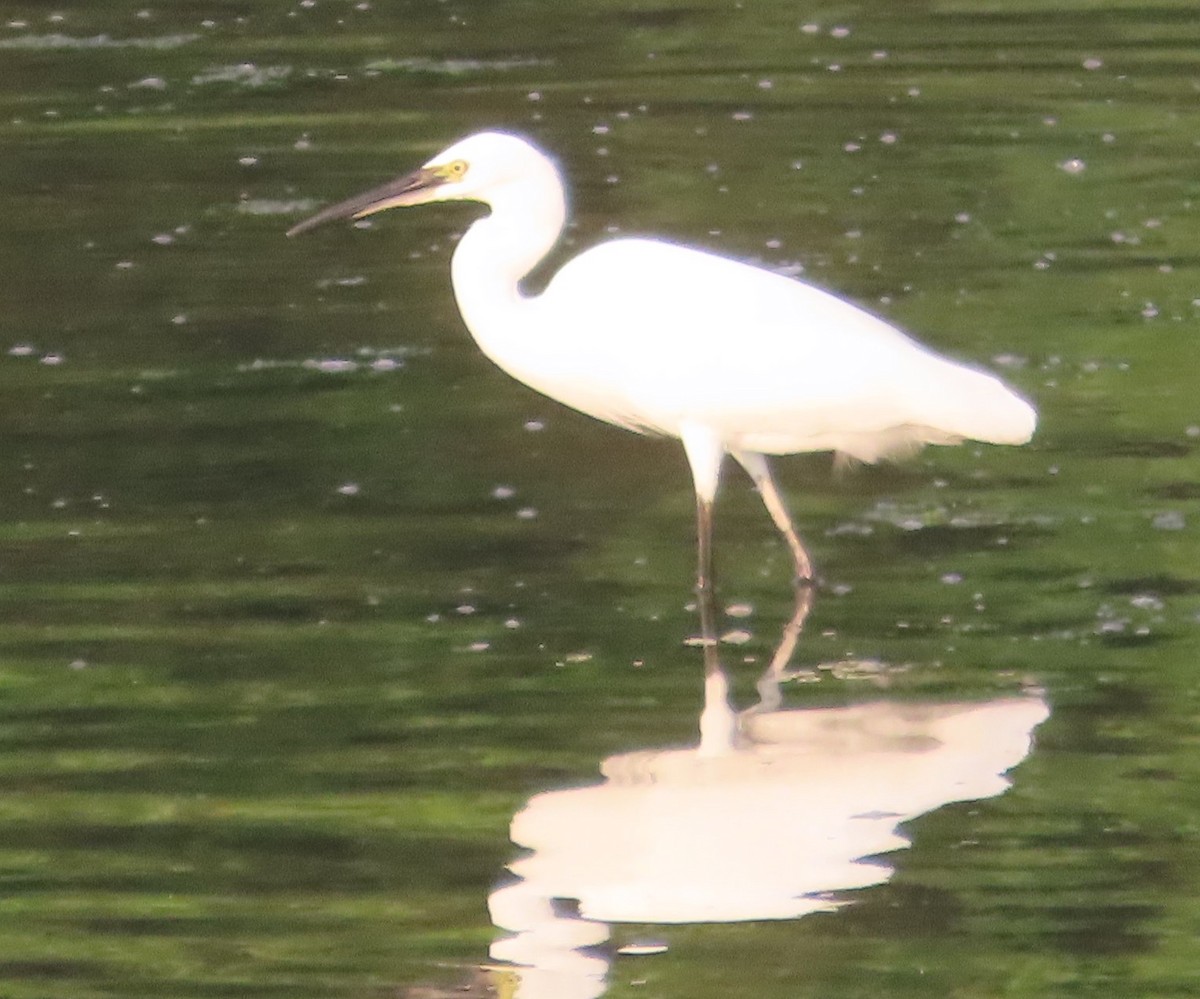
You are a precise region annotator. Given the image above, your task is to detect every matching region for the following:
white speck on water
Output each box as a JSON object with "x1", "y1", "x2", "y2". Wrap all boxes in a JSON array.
[
  {"x1": 8, "y1": 343, "x2": 35, "y2": 356},
  {"x1": 336, "y1": 482, "x2": 360, "y2": 496},
  {"x1": 504, "y1": 618, "x2": 521, "y2": 629},
  {"x1": 1185, "y1": 425, "x2": 1200, "y2": 438},
  {"x1": 515, "y1": 506, "x2": 538, "y2": 520},
  {"x1": 192, "y1": 63, "x2": 292, "y2": 87},
  {"x1": 455, "y1": 604, "x2": 476, "y2": 615},
  {"x1": 130, "y1": 76, "x2": 167, "y2": 90},
  {"x1": 305, "y1": 358, "x2": 356, "y2": 373},
  {"x1": 238, "y1": 155, "x2": 259, "y2": 166},
  {"x1": 721, "y1": 629, "x2": 753, "y2": 645},
  {"x1": 40, "y1": 353, "x2": 64, "y2": 365},
  {"x1": 1151, "y1": 510, "x2": 1186, "y2": 531},
  {"x1": 1059, "y1": 158, "x2": 1087, "y2": 174},
  {"x1": 725, "y1": 602, "x2": 754, "y2": 618},
  {"x1": 800, "y1": 22, "x2": 820, "y2": 34},
  {"x1": 491, "y1": 485, "x2": 516, "y2": 500},
  {"x1": 466, "y1": 641, "x2": 490, "y2": 652},
  {"x1": 240, "y1": 198, "x2": 324, "y2": 218},
  {"x1": 0, "y1": 31, "x2": 200, "y2": 49},
  {"x1": 830, "y1": 25, "x2": 851, "y2": 37},
  {"x1": 316, "y1": 275, "x2": 367, "y2": 289},
  {"x1": 69, "y1": 658, "x2": 88, "y2": 670},
  {"x1": 941, "y1": 572, "x2": 964, "y2": 585},
  {"x1": 843, "y1": 141, "x2": 861, "y2": 153},
  {"x1": 827, "y1": 520, "x2": 873, "y2": 537},
  {"x1": 1141, "y1": 303, "x2": 1159, "y2": 319},
  {"x1": 954, "y1": 211, "x2": 972, "y2": 224},
  {"x1": 523, "y1": 419, "x2": 545, "y2": 432},
  {"x1": 151, "y1": 233, "x2": 174, "y2": 245},
  {"x1": 1130, "y1": 593, "x2": 1164, "y2": 612},
  {"x1": 618, "y1": 941, "x2": 669, "y2": 957},
  {"x1": 992, "y1": 353, "x2": 1028, "y2": 368},
  {"x1": 1082, "y1": 57, "x2": 1104, "y2": 70},
  {"x1": 879, "y1": 131, "x2": 898, "y2": 144}
]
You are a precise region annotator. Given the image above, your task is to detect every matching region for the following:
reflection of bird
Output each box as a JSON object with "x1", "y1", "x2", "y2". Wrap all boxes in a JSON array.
[
  {"x1": 289, "y1": 132, "x2": 1036, "y2": 640},
  {"x1": 488, "y1": 688, "x2": 1049, "y2": 999}
]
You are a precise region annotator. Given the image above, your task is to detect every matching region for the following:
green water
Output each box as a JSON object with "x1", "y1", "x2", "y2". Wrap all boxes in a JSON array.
[{"x1": 1, "y1": 1, "x2": 1198, "y2": 996}]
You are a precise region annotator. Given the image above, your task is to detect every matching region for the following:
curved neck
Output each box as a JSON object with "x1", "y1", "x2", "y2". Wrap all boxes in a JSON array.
[{"x1": 449, "y1": 169, "x2": 566, "y2": 356}]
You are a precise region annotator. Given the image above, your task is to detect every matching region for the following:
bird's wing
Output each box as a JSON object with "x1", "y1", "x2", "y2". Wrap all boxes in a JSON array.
[{"x1": 538, "y1": 238, "x2": 1033, "y2": 456}]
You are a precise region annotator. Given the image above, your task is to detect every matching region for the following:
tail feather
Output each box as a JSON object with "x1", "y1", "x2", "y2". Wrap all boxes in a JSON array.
[{"x1": 916, "y1": 362, "x2": 1036, "y2": 446}]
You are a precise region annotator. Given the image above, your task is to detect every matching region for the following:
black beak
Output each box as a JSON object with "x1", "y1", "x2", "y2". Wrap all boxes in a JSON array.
[{"x1": 286, "y1": 166, "x2": 446, "y2": 238}]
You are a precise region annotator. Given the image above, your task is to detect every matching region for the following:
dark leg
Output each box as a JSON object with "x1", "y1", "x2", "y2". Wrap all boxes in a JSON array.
[
  {"x1": 680, "y1": 426, "x2": 737, "y2": 750},
  {"x1": 732, "y1": 451, "x2": 818, "y2": 689},
  {"x1": 694, "y1": 492, "x2": 721, "y2": 676}
]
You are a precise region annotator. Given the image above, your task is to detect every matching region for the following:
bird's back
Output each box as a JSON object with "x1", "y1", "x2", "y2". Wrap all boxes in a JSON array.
[{"x1": 528, "y1": 237, "x2": 1035, "y2": 460}]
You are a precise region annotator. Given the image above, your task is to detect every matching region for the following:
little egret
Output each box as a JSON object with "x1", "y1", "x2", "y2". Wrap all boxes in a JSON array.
[{"x1": 288, "y1": 131, "x2": 1036, "y2": 659}]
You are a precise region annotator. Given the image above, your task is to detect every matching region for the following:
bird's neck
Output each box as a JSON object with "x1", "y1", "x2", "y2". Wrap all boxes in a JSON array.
[{"x1": 449, "y1": 176, "x2": 566, "y2": 355}]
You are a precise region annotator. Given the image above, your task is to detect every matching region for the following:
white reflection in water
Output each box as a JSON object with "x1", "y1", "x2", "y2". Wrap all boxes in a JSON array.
[{"x1": 488, "y1": 673, "x2": 1048, "y2": 999}]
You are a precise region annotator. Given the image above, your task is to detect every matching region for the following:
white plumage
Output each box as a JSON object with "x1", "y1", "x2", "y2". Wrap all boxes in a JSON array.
[{"x1": 289, "y1": 131, "x2": 1035, "y2": 643}]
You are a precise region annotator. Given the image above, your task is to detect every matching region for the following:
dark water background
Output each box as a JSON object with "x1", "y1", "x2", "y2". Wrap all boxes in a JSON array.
[{"x1": 1, "y1": 1, "x2": 1198, "y2": 996}]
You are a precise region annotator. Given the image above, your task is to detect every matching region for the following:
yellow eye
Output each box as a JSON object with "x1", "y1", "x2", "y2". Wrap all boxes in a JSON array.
[{"x1": 441, "y1": 159, "x2": 468, "y2": 179}]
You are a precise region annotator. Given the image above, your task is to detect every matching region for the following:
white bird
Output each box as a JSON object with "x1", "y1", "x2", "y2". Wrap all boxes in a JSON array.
[{"x1": 289, "y1": 131, "x2": 1035, "y2": 653}]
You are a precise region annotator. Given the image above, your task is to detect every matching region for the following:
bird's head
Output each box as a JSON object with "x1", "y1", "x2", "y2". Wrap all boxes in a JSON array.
[{"x1": 286, "y1": 131, "x2": 558, "y2": 237}]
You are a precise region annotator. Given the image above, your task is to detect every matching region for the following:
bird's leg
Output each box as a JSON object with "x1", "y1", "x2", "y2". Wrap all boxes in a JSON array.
[
  {"x1": 733, "y1": 451, "x2": 816, "y2": 585},
  {"x1": 760, "y1": 574, "x2": 816, "y2": 695},
  {"x1": 681, "y1": 425, "x2": 726, "y2": 678},
  {"x1": 694, "y1": 492, "x2": 722, "y2": 677},
  {"x1": 733, "y1": 451, "x2": 818, "y2": 687},
  {"x1": 694, "y1": 493, "x2": 739, "y2": 754},
  {"x1": 741, "y1": 575, "x2": 816, "y2": 716}
]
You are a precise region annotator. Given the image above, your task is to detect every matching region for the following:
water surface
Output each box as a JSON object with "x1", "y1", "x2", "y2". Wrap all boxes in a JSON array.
[{"x1": 1, "y1": 1, "x2": 1199, "y2": 997}]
